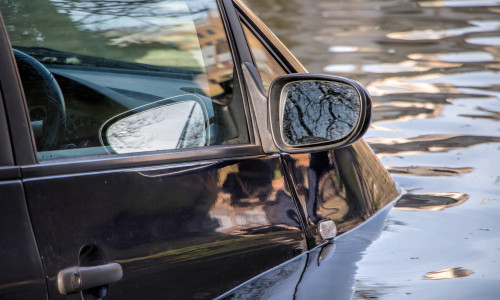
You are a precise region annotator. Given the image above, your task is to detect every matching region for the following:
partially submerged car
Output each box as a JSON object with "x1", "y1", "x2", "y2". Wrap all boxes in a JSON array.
[{"x1": 0, "y1": 0, "x2": 400, "y2": 299}]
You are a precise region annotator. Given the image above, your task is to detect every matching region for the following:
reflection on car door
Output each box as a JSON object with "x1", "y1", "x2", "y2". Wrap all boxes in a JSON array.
[{"x1": 22, "y1": 156, "x2": 306, "y2": 299}]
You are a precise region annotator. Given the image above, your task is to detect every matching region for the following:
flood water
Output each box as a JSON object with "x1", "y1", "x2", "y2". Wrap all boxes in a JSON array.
[{"x1": 245, "y1": 0, "x2": 500, "y2": 298}]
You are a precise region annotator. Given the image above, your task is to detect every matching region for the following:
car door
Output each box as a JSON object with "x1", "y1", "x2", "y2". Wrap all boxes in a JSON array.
[{"x1": 0, "y1": 0, "x2": 308, "y2": 299}]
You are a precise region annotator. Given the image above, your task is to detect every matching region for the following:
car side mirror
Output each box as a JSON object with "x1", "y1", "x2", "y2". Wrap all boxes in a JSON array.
[
  {"x1": 100, "y1": 97, "x2": 211, "y2": 154},
  {"x1": 268, "y1": 74, "x2": 372, "y2": 153}
]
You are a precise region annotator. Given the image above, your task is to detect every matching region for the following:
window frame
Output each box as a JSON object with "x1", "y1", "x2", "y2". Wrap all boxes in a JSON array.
[
  {"x1": 239, "y1": 22, "x2": 288, "y2": 94},
  {"x1": 0, "y1": 0, "x2": 270, "y2": 178},
  {"x1": 239, "y1": 17, "x2": 293, "y2": 78},
  {"x1": 233, "y1": 0, "x2": 306, "y2": 75},
  {"x1": 0, "y1": 44, "x2": 18, "y2": 180}
]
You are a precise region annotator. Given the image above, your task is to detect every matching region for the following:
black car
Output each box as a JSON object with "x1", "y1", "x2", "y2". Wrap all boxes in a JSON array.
[{"x1": 0, "y1": 0, "x2": 400, "y2": 299}]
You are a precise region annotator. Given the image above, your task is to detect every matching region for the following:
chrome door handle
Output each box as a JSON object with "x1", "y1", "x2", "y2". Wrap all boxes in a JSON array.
[{"x1": 57, "y1": 263, "x2": 123, "y2": 294}]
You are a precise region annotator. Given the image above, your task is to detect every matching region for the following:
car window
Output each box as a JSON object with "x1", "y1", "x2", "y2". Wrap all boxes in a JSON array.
[
  {"x1": 241, "y1": 23, "x2": 286, "y2": 93},
  {"x1": 2, "y1": 0, "x2": 249, "y2": 161}
]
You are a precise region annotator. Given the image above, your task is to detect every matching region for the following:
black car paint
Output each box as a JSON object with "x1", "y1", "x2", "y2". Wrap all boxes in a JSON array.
[
  {"x1": 0, "y1": 180, "x2": 47, "y2": 299},
  {"x1": 283, "y1": 142, "x2": 399, "y2": 248},
  {"x1": 0, "y1": 0, "x2": 400, "y2": 299},
  {"x1": 217, "y1": 197, "x2": 396, "y2": 300},
  {"x1": 23, "y1": 155, "x2": 307, "y2": 299}
]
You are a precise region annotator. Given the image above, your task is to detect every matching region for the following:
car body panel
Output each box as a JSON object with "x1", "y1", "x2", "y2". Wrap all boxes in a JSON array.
[
  {"x1": 217, "y1": 198, "x2": 396, "y2": 299},
  {"x1": 22, "y1": 155, "x2": 307, "y2": 299},
  {"x1": 0, "y1": 180, "x2": 47, "y2": 299},
  {"x1": 0, "y1": 0, "x2": 402, "y2": 299},
  {"x1": 282, "y1": 142, "x2": 400, "y2": 247}
]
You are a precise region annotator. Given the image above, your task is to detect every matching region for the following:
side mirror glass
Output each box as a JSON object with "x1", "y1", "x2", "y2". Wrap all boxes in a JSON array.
[
  {"x1": 269, "y1": 74, "x2": 371, "y2": 153},
  {"x1": 100, "y1": 98, "x2": 209, "y2": 154}
]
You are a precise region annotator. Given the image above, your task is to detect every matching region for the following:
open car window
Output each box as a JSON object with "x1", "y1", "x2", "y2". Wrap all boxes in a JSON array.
[{"x1": 2, "y1": 0, "x2": 249, "y2": 161}]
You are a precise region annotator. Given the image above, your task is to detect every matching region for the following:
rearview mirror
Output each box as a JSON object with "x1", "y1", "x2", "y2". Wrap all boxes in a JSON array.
[{"x1": 268, "y1": 74, "x2": 371, "y2": 153}]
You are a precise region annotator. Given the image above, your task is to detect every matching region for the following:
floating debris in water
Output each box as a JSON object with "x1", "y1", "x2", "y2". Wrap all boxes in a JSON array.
[{"x1": 423, "y1": 267, "x2": 474, "y2": 280}]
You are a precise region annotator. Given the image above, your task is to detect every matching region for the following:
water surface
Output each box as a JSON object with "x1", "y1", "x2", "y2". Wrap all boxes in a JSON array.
[{"x1": 245, "y1": 0, "x2": 500, "y2": 298}]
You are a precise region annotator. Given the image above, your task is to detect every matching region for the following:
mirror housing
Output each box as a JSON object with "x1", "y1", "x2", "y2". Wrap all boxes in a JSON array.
[{"x1": 268, "y1": 73, "x2": 372, "y2": 153}]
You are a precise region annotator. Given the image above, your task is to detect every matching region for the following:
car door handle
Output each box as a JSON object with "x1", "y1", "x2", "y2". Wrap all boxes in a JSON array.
[{"x1": 57, "y1": 263, "x2": 123, "y2": 294}]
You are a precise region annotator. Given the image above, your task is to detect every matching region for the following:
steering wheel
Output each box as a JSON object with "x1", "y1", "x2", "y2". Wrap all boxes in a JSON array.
[{"x1": 14, "y1": 49, "x2": 66, "y2": 151}]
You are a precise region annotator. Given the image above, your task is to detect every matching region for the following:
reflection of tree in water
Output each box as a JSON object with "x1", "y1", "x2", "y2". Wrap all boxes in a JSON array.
[{"x1": 283, "y1": 81, "x2": 360, "y2": 145}]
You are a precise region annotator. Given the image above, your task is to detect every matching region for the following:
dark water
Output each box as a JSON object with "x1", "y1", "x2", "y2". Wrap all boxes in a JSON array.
[{"x1": 245, "y1": 0, "x2": 500, "y2": 298}]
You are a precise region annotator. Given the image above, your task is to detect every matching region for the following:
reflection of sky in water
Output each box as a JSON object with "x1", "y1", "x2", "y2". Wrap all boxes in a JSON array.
[
  {"x1": 419, "y1": 0, "x2": 500, "y2": 7},
  {"x1": 387, "y1": 20, "x2": 500, "y2": 40},
  {"x1": 325, "y1": 62, "x2": 459, "y2": 74},
  {"x1": 328, "y1": 46, "x2": 358, "y2": 53},
  {"x1": 361, "y1": 60, "x2": 458, "y2": 73},
  {"x1": 367, "y1": 71, "x2": 500, "y2": 96},
  {"x1": 466, "y1": 36, "x2": 500, "y2": 45},
  {"x1": 323, "y1": 64, "x2": 356, "y2": 73},
  {"x1": 355, "y1": 142, "x2": 500, "y2": 297},
  {"x1": 421, "y1": 71, "x2": 500, "y2": 87},
  {"x1": 366, "y1": 97, "x2": 500, "y2": 152},
  {"x1": 409, "y1": 52, "x2": 495, "y2": 62}
]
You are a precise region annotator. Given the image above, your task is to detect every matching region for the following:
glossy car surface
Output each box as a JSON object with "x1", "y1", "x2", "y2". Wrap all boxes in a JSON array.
[{"x1": 0, "y1": 0, "x2": 400, "y2": 299}]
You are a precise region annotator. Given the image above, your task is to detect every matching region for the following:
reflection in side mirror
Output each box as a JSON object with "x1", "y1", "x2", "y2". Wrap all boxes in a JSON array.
[
  {"x1": 281, "y1": 81, "x2": 361, "y2": 146},
  {"x1": 269, "y1": 74, "x2": 371, "y2": 153},
  {"x1": 100, "y1": 99, "x2": 208, "y2": 154}
]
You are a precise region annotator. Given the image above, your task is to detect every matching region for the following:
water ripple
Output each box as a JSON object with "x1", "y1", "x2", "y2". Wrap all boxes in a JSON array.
[
  {"x1": 395, "y1": 192, "x2": 469, "y2": 211},
  {"x1": 387, "y1": 20, "x2": 500, "y2": 40},
  {"x1": 369, "y1": 134, "x2": 500, "y2": 156},
  {"x1": 419, "y1": 0, "x2": 500, "y2": 7},
  {"x1": 387, "y1": 166, "x2": 472, "y2": 177},
  {"x1": 409, "y1": 52, "x2": 495, "y2": 63},
  {"x1": 367, "y1": 71, "x2": 500, "y2": 96},
  {"x1": 466, "y1": 36, "x2": 500, "y2": 45}
]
